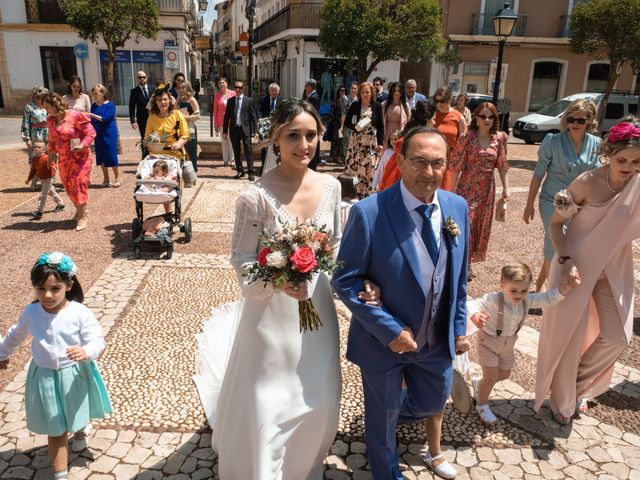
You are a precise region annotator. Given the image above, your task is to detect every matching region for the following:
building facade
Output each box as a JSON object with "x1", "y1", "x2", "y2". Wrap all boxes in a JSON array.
[
  {"x1": 0, "y1": 0, "x2": 203, "y2": 114},
  {"x1": 441, "y1": 0, "x2": 636, "y2": 119}
]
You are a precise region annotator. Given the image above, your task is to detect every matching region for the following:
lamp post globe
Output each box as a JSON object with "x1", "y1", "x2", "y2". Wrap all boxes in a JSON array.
[{"x1": 492, "y1": 2, "x2": 518, "y2": 105}]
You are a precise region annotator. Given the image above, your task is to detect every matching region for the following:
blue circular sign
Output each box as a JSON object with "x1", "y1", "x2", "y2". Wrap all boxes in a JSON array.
[{"x1": 74, "y1": 43, "x2": 89, "y2": 59}]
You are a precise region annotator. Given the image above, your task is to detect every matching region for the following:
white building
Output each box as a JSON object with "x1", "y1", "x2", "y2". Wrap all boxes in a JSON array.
[
  {"x1": 0, "y1": 0, "x2": 203, "y2": 114},
  {"x1": 211, "y1": 0, "x2": 407, "y2": 106}
]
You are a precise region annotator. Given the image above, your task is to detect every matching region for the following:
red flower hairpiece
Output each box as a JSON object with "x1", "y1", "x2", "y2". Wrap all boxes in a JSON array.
[{"x1": 607, "y1": 122, "x2": 640, "y2": 143}]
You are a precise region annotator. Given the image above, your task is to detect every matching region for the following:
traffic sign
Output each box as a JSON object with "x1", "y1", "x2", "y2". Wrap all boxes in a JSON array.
[
  {"x1": 239, "y1": 32, "x2": 249, "y2": 56},
  {"x1": 74, "y1": 43, "x2": 89, "y2": 59}
]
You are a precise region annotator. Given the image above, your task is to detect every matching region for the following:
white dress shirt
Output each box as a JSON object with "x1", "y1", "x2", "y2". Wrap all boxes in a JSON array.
[
  {"x1": 467, "y1": 289, "x2": 565, "y2": 337},
  {"x1": 0, "y1": 301, "x2": 105, "y2": 369},
  {"x1": 400, "y1": 180, "x2": 442, "y2": 250}
]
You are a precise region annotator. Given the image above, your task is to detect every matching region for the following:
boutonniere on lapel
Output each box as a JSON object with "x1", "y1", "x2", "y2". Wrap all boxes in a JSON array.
[{"x1": 444, "y1": 216, "x2": 461, "y2": 246}]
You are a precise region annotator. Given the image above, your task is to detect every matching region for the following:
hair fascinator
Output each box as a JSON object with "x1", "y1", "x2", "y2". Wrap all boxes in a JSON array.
[
  {"x1": 34, "y1": 252, "x2": 78, "y2": 276},
  {"x1": 607, "y1": 122, "x2": 640, "y2": 144},
  {"x1": 152, "y1": 82, "x2": 171, "y2": 97}
]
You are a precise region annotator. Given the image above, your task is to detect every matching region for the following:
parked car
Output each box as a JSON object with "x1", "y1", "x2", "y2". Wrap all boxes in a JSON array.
[{"x1": 513, "y1": 91, "x2": 639, "y2": 144}]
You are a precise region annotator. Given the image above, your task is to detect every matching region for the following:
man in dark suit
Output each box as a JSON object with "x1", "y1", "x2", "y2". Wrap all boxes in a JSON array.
[
  {"x1": 259, "y1": 82, "x2": 282, "y2": 118},
  {"x1": 223, "y1": 80, "x2": 258, "y2": 181},
  {"x1": 373, "y1": 76, "x2": 388, "y2": 103},
  {"x1": 129, "y1": 70, "x2": 151, "y2": 158},
  {"x1": 304, "y1": 79, "x2": 321, "y2": 170}
]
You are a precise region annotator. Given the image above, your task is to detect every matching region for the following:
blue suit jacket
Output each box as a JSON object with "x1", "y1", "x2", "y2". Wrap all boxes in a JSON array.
[{"x1": 332, "y1": 181, "x2": 469, "y2": 372}]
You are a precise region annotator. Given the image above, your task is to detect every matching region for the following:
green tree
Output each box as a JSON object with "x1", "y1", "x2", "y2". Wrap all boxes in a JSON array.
[
  {"x1": 60, "y1": 0, "x2": 160, "y2": 94},
  {"x1": 570, "y1": 0, "x2": 640, "y2": 131},
  {"x1": 318, "y1": 0, "x2": 443, "y2": 82}
]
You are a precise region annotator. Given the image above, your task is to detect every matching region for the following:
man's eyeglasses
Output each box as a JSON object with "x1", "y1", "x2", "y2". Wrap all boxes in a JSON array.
[
  {"x1": 567, "y1": 117, "x2": 587, "y2": 125},
  {"x1": 234, "y1": 85, "x2": 244, "y2": 90},
  {"x1": 435, "y1": 98, "x2": 448, "y2": 104},
  {"x1": 407, "y1": 157, "x2": 446, "y2": 170},
  {"x1": 138, "y1": 76, "x2": 146, "y2": 79},
  {"x1": 477, "y1": 114, "x2": 495, "y2": 121}
]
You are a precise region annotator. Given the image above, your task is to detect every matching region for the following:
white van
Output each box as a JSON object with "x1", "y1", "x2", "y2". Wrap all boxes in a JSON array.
[{"x1": 513, "y1": 92, "x2": 639, "y2": 144}]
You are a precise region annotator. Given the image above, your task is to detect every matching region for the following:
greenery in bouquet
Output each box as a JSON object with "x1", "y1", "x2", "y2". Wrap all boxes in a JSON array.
[
  {"x1": 243, "y1": 219, "x2": 341, "y2": 332},
  {"x1": 138, "y1": 131, "x2": 170, "y2": 148}
]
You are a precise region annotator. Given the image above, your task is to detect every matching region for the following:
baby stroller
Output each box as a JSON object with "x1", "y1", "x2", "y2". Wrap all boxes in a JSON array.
[{"x1": 131, "y1": 154, "x2": 193, "y2": 259}]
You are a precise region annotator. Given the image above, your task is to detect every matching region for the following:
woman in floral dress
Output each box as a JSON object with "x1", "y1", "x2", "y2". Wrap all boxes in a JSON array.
[
  {"x1": 343, "y1": 82, "x2": 384, "y2": 199},
  {"x1": 43, "y1": 93, "x2": 96, "y2": 231},
  {"x1": 450, "y1": 102, "x2": 509, "y2": 277},
  {"x1": 21, "y1": 86, "x2": 50, "y2": 190}
]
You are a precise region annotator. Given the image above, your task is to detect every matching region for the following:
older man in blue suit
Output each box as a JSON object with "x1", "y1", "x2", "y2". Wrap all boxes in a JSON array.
[{"x1": 333, "y1": 126, "x2": 470, "y2": 480}]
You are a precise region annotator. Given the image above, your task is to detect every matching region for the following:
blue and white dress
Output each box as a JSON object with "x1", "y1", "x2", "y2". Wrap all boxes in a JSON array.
[{"x1": 0, "y1": 301, "x2": 111, "y2": 436}]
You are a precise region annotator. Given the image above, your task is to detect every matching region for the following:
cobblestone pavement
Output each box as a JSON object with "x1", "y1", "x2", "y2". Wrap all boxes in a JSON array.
[{"x1": 0, "y1": 139, "x2": 638, "y2": 479}]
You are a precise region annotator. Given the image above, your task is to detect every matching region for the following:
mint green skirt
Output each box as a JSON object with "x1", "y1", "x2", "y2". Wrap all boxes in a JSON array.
[{"x1": 26, "y1": 360, "x2": 112, "y2": 436}]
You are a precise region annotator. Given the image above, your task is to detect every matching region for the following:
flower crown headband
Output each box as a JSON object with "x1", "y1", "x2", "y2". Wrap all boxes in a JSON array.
[
  {"x1": 33, "y1": 252, "x2": 77, "y2": 277},
  {"x1": 607, "y1": 122, "x2": 640, "y2": 144}
]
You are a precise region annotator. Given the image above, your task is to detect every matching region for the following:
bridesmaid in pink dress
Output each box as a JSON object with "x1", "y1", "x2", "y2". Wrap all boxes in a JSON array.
[
  {"x1": 535, "y1": 119, "x2": 640, "y2": 424},
  {"x1": 43, "y1": 93, "x2": 96, "y2": 231}
]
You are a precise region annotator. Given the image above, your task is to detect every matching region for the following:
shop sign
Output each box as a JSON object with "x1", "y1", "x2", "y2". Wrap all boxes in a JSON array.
[
  {"x1": 164, "y1": 46, "x2": 180, "y2": 69},
  {"x1": 99, "y1": 50, "x2": 132, "y2": 63},
  {"x1": 194, "y1": 36, "x2": 211, "y2": 50},
  {"x1": 133, "y1": 50, "x2": 163, "y2": 64}
]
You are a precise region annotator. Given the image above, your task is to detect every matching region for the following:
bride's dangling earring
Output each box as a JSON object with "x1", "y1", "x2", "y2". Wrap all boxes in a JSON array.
[{"x1": 274, "y1": 144, "x2": 281, "y2": 164}]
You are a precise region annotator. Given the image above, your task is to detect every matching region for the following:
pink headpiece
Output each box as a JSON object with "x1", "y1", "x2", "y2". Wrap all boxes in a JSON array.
[{"x1": 607, "y1": 122, "x2": 640, "y2": 144}]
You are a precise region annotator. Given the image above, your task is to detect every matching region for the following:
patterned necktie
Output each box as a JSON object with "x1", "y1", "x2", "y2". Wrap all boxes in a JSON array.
[{"x1": 415, "y1": 204, "x2": 439, "y2": 265}]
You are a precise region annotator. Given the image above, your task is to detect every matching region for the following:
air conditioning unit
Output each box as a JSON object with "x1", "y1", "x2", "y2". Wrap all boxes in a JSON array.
[{"x1": 275, "y1": 40, "x2": 286, "y2": 59}]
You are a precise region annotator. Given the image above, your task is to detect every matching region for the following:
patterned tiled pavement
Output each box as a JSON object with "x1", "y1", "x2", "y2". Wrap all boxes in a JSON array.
[{"x1": 0, "y1": 142, "x2": 639, "y2": 479}]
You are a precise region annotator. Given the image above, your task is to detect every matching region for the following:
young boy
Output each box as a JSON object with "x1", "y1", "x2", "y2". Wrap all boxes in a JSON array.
[
  {"x1": 25, "y1": 140, "x2": 64, "y2": 219},
  {"x1": 468, "y1": 262, "x2": 574, "y2": 423},
  {"x1": 337, "y1": 174, "x2": 357, "y2": 230}
]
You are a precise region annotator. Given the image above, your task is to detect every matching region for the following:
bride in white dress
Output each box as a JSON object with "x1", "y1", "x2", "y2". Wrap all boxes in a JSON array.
[{"x1": 194, "y1": 99, "x2": 343, "y2": 479}]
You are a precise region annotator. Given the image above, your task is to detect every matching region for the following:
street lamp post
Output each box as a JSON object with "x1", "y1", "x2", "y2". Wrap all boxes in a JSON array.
[{"x1": 491, "y1": 2, "x2": 518, "y2": 105}]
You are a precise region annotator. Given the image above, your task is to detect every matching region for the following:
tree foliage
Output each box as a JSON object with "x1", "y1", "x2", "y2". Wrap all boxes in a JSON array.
[
  {"x1": 60, "y1": 0, "x2": 161, "y2": 93},
  {"x1": 318, "y1": 0, "x2": 443, "y2": 82},
  {"x1": 570, "y1": 0, "x2": 640, "y2": 131}
]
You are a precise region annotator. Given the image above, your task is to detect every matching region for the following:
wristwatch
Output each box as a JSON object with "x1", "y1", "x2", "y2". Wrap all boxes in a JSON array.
[{"x1": 558, "y1": 256, "x2": 572, "y2": 264}]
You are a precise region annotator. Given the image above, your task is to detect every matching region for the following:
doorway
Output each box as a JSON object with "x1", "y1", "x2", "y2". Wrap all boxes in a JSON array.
[{"x1": 40, "y1": 46, "x2": 77, "y2": 95}]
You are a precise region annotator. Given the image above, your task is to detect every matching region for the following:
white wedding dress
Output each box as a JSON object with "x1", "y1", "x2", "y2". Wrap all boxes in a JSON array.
[{"x1": 194, "y1": 174, "x2": 343, "y2": 480}]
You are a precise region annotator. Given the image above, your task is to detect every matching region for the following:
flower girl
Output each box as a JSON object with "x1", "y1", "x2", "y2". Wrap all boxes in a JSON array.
[{"x1": 0, "y1": 253, "x2": 111, "y2": 480}]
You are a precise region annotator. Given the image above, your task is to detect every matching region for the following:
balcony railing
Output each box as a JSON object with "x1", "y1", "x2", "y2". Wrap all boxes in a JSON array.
[
  {"x1": 253, "y1": 3, "x2": 322, "y2": 44},
  {"x1": 470, "y1": 13, "x2": 528, "y2": 36},
  {"x1": 157, "y1": 0, "x2": 196, "y2": 16},
  {"x1": 25, "y1": 0, "x2": 67, "y2": 24},
  {"x1": 558, "y1": 15, "x2": 571, "y2": 37}
]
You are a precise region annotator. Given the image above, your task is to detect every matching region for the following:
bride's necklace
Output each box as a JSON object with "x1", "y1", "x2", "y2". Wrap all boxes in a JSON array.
[{"x1": 606, "y1": 166, "x2": 628, "y2": 193}]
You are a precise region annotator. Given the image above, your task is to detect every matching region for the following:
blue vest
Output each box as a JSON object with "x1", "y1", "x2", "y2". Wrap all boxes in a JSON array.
[{"x1": 415, "y1": 235, "x2": 450, "y2": 350}]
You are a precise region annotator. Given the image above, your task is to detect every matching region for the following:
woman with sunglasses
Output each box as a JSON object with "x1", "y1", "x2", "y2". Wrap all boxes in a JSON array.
[
  {"x1": 523, "y1": 99, "x2": 600, "y2": 291},
  {"x1": 450, "y1": 102, "x2": 509, "y2": 279},
  {"x1": 433, "y1": 86, "x2": 466, "y2": 191}
]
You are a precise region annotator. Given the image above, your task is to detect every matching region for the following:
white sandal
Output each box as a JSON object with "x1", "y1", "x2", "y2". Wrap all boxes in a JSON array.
[
  {"x1": 422, "y1": 451, "x2": 458, "y2": 479},
  {"x1": 476, "y1": 404, "x2": 498, "y2": 424}
]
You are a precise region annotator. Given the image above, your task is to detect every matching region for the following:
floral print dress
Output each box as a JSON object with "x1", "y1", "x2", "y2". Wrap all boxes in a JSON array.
[
  {"x1": 449, "y1": 130, "x2": 508, "y2": 262},
  {"x1": 345, "y1": 107, "x2": 378, "y2": 199},
  {"x1": 21, "y1": 102, "x2": 49, "y2": 150},
  {"x1": 47, "y1": 110, "x2": 96, "y2": 206}
]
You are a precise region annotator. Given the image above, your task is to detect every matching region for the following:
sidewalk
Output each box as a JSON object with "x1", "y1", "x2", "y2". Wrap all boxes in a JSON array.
[{"x1": 0, "y1": 141, "x2": 638, "y2": 479}]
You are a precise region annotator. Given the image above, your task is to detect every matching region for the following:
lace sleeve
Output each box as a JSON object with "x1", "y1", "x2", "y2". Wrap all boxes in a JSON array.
[
  {"x1": 554, "y1": 189, "x2": 580, "y2": 218},
  {"x1": 230, "y1": 189, "x2": 274, "y2": 300}
]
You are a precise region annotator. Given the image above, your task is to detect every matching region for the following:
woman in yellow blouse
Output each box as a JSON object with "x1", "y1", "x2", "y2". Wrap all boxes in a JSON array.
[{"x1": 145, "y1": 82, "x2": 189, "y2": 158}]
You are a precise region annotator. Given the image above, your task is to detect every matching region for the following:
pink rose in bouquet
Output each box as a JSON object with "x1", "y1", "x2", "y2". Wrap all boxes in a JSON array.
[{"x1": 290, "y1": 247, "x2": 317, "y2": 273}]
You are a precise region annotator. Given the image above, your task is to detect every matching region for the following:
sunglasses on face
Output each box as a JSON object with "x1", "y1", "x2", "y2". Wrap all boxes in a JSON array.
[
  {"x1": 234, "y1": 85, "x2": 243, "y2": 89},
  {"x1": 435, "y1": 98, "x2": 447, "y2": 104},
  {"x1": 138, "y1": 76, "x2": 146, "y2": 79},
  {"x1": 478, "y1": 114, "x2": 495, "y2": 120},
  {"x1": 567, "y1": 117, "x2": 587, "y2": 125}
]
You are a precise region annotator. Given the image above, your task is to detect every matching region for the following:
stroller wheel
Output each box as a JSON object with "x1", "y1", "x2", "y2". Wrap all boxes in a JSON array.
[
  {"x1": 132, "y1": 218, "x2": 142, "y2": 240},
  {"x1": 183, "y1": 217, "x2": 193, "y2": 243},
  {"x1": 133, "y1": 245, "x2": 141, "y2": 260}
]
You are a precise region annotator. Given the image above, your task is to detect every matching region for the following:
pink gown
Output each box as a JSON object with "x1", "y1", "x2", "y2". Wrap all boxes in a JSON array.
[
  {"x1": 535, "y1": 172, "x2": 640, "y2": 418},
  {"x1": 47, "y1": 110, "x2": 96, "y2": 206}
]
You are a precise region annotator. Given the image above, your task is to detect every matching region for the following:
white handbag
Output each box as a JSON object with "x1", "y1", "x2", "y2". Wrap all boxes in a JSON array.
[{"x1": 354, "y1": 116, "x2": 371, "y2": 132}]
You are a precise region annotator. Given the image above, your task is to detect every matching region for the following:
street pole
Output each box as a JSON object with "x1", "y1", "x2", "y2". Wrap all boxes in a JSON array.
[
  {"x1": 247, "y1": 12, "x2": 254, "y2": 96},
  {"x1": 492, "y1": 39, "x2": 505, "y2": 105}
]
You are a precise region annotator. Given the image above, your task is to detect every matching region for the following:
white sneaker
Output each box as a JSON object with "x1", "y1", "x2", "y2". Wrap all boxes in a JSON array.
[
  {"x1": 71, "y1": 423, "x2": 92, "y2": 452},
  {"x1": 422, "y1": 451, "x2": 458, "y2": 479},
  {"x1": 476, "y1": 404, "x2": 497, "y2": 424}
]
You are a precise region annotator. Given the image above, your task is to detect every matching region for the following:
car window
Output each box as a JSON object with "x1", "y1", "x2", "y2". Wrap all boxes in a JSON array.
[
  {"x1": 536, "y1": 100, "x2": 571, "y2": 117},
  {"x1": 629, "y1": 103, "x2": 638, "y2": 115},
  {"x1": 605, "y1": 103, "x2": 624, "y2": 119}
]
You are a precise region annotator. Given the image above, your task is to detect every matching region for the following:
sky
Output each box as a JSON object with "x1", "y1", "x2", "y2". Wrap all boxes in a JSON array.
[{"x1": 201, "y1": 1, "x2": 217, "y2": 34}]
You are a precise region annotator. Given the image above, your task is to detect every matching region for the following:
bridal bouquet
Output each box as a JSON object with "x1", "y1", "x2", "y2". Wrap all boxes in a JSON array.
[{"x1": 244, "y1": 219, "x2": 340, "y2": 332}]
